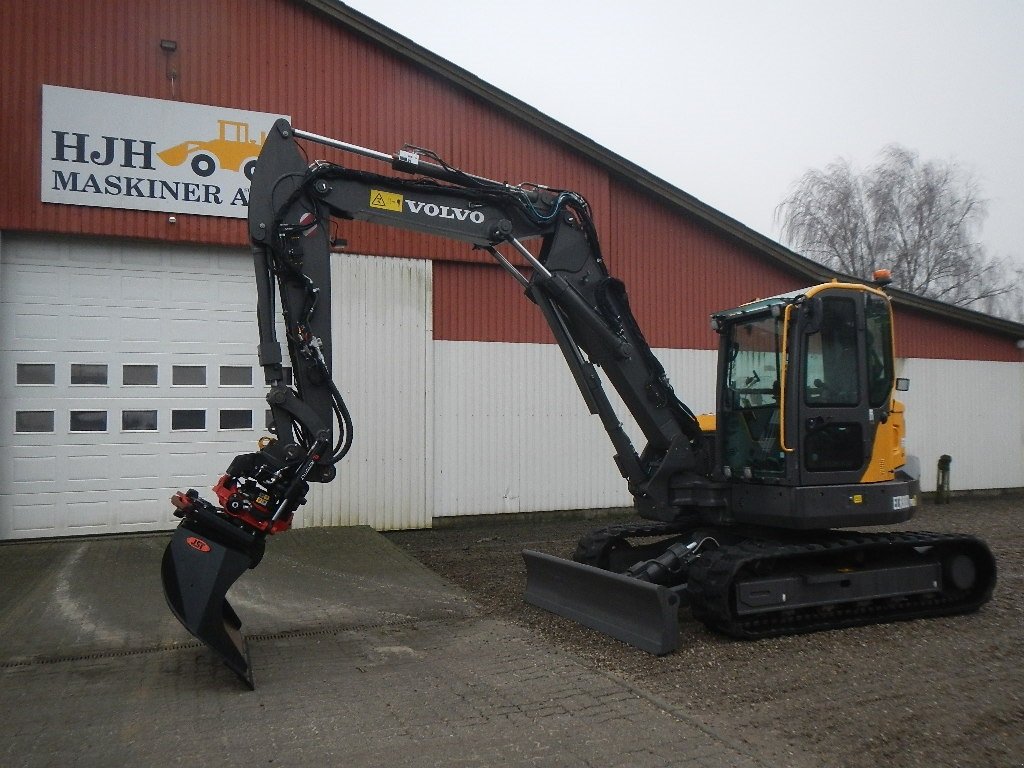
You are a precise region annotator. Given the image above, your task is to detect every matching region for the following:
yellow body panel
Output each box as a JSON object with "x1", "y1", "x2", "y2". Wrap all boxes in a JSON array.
[
  {"x1": 860, "y1": 399, "x2": 907, "y2": 482},
  {"x1": 696, "y1": 413, "x2": 716, "y2": 433}
]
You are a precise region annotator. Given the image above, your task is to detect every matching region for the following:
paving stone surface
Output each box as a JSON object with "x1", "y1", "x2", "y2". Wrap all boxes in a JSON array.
[{"x1": 0, "y1": 527, "x2": 800, "y2": 768}]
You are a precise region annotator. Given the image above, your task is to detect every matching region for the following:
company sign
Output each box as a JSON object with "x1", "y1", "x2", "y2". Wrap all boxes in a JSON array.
[{"x1": 41, "y1": 85, "x2": 288, "y2": 218}]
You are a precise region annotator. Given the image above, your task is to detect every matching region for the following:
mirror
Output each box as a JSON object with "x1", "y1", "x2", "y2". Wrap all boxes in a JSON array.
[{"x1": 803, "y1": 296, "x2": 823, "y2": 335}]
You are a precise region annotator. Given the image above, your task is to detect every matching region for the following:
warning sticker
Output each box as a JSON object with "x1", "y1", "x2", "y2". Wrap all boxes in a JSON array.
[{"x1": 369, "y1": 189, "x2": 403, "y2": 212}]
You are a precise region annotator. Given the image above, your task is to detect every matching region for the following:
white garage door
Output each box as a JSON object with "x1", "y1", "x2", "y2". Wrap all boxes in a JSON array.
[{"x1": 0, "y1": 234, "x2": 267, "y2": 539}]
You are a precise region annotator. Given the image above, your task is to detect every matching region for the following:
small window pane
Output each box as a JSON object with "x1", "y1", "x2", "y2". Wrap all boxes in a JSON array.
[
  {"x1": 123, "y1": 364, "x2": 158, "y2": 386},
  {"x1": 17, "y1": 364, "x2": 56, "y2": 385},
  {"x1": 804, "y1": 422, "x2": 865, "y2": 472},
  {"x1": 71, "y1": 364, "x2": 108, "y2": 385},
  {"x1": 172, "y1": 365, "x2": 206, "y2": 386},
  {"x1": 172, "y1": 409, "x2": 206, "y2": 430},
  {"x1": 70, "y1": 410, "x2": 107, "y2": 432},
  {"x1": 220, "y1": 365, "x2": 253, "y2": 386},
  {"x1": 122, "y1": 410, "x2": 158, "y2": 431},
  {"x1": 16, "y1": 411, "x2": 55, "y2": 433},
  {"x1": 220, "y1": 409, "x2": 253, "y2": 430}
]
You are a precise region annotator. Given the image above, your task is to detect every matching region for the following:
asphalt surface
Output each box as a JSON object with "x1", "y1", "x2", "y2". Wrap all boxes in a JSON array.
[{"x1": 1, "y1": 525, "x2": 797, "y2": 768}]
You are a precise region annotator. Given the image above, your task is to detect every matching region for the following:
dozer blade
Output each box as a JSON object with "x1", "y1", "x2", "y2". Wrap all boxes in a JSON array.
[
  {"x1": 161, "y1": 519, "x2": 257, "y2": 689},
  {"x1": 522, "y1": 550, "x2": 680, "y2": 655}
]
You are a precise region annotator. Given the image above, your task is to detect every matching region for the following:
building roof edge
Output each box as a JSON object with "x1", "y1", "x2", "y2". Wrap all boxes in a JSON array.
[{"x1": 300, "y1": 0, "x2": 1024, "y2": 342}]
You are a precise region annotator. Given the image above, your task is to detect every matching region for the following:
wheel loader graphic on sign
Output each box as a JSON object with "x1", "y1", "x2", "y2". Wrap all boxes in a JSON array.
[{"x1": 158, "y1": 120, "x2": 267, "y2": 179}]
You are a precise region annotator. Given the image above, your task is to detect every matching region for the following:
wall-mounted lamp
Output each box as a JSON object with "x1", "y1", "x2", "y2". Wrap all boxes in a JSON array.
[{"x1": 160, "y1": 39, "x2": 179, "y2": 98}]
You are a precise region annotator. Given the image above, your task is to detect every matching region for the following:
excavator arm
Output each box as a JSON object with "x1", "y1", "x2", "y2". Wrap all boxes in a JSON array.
[
  {"x1": 161, "y1": 119, "x2": 719, "y2": 684},
  {"x1": 246, "y1": 119, "x2": 715, "y2": 513}
]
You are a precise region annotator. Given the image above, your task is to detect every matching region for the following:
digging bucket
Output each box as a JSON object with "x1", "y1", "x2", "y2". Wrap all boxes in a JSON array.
[{"x1": 160, "y1": 510, "x2": 264, "y2": 689}]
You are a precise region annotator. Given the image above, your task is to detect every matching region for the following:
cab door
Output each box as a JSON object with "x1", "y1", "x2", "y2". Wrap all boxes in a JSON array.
[{"x1": 794, "y1": 290, "x2": 875, "y2": 486}]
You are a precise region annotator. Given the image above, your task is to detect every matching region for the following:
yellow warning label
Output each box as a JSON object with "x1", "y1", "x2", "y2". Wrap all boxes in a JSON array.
[
  {"x1": 369, "y1": 189, "x2": 403, "y2": 212},
  {"x1": 852, "y1": 494, "x2": 863, "y2": 504}
]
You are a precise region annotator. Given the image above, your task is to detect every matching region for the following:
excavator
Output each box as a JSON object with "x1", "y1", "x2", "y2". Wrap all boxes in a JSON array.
[{"x1": 160, "y1": 119, "x2": 996, "y2": 687}]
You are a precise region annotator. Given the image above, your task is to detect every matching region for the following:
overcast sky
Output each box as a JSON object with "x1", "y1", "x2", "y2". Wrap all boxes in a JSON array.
[{"x1": 344, "y1": 0, "x2": 1023, "y2": 267}]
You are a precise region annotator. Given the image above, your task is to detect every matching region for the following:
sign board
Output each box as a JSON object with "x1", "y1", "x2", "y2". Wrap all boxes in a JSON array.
[{"x1": 41, "y1": 85, "x2": 288, "y2": 218}]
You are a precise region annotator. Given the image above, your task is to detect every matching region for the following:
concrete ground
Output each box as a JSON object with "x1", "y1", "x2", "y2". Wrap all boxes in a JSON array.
[{"x1": 0, "y1": 526, "x2": 802, "y2": 768}]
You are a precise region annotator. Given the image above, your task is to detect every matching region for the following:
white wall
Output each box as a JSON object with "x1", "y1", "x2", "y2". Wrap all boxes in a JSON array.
[
  {"x1": 431, "y1": 341, "x2": 718, "y2": 517},
  {"x1": 430, "y1": 343, "x2": 1024, "y2": 519},
  {"x1": 4, "y1": 233, "x2": 1018, "y2": 538},
  {"x1": 301, "y1": 253, "x2": 433, "y2": 531},
  {"x1": 897, "y1": 357, "x2": 1024, "y2": 492}
]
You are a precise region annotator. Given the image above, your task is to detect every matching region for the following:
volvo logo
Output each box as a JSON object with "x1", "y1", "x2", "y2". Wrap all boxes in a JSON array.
[{"x1": 405, "y1": 199, "x2": 485, "y2": 224}]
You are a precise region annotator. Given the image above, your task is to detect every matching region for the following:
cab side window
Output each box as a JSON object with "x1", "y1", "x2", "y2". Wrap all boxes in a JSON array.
[{"x1": 865, "y1": 295, "x2": 894, "y2": 408}]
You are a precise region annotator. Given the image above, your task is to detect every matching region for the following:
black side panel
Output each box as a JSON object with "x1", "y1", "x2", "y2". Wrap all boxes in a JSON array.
[{"x1": 727, "y1": 478, "x2": 919, "y2": 529}]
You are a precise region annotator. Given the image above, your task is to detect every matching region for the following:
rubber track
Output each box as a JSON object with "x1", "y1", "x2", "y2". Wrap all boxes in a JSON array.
[{"x1": 686, "y1": 530, "x2": 997, "y2": 639}]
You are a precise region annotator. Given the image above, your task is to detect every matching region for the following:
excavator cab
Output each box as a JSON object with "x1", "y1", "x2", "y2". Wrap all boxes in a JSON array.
[{"x1": 711, "y1": 282, "x2": 918, "y2": 530}]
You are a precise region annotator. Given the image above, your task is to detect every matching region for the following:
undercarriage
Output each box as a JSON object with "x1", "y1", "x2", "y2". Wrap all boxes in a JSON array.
[{"x1": 524, "y1": 522, "x2": 996, "y2": 652}]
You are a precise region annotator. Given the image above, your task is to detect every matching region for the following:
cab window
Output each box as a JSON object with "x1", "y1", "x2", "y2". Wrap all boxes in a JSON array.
[
  {"x1": 865, "y1": 294, "x2": 894, "y2": 407},
  {"x1": 722, "y1": 313, "x2": 785, "y2": 478},
  {"x1": 804, "y1": 297, "x2": 859, "y2": 407}
]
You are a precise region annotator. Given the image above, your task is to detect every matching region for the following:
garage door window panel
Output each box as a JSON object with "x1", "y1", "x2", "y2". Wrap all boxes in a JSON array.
[
  {"x1": 172, "y1": 365, "x2": 206, "y2": 386},
  {"x1": 219, "y1": 409, "x2": 253, "y2": 430},
  {"x1": 172, "y1": 409, "x2": 206, "y2": 430},
  {"x1": 219, "y1": 365, "x2": 253, "y2": 386},
  {"x1": 70, "y1": 410, "x2": 108, "y2": 432},
  {"x1": 17, "y1": 364, "x2": 56, "y2": 385},
  {"x1": 123, "y1": 364, "x2": 158, "y2": 386},
  {"x1": 70, "y1": 364, "x2": 108, "y2": 386},
  {"x1": 122, "y1": 409, "x2": 158, "y2": 431},
  {"x1": 16, "y1": 410, "x2": 55, "y2": 433}
]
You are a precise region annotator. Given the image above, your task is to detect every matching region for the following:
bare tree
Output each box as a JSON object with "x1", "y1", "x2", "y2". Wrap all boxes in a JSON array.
[
  {"x1": 982, "y1": 264, "x2": 1024, "y2": 321},
  {"x1": 776, "y1": 145, "x2": 1013, "y2": 310}
]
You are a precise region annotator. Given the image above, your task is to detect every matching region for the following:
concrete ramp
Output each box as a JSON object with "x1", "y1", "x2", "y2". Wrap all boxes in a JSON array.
[{"x1": 0, "y1": 526, "x2": 476, "y2": 664}]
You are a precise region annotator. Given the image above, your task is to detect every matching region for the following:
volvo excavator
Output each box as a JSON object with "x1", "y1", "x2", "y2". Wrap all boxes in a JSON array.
[{"x1": 160, "y1": 120, "x2": 996, "y2": 687}]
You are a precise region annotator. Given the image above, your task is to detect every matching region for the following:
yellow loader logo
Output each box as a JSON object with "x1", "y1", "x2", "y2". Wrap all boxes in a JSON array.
[{"x1": 158, "y1": 120, "x2": 266, "y2": 179}]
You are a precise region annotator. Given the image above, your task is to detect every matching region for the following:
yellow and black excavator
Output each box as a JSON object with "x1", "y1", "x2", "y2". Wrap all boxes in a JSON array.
[{"x1": 160, "y1": 120, "x2": 996, "y2": 687}]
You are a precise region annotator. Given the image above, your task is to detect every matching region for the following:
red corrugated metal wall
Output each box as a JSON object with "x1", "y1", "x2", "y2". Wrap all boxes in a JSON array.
[
  {"x1": 603, "y1": 180, "x2": 804, "y2": 349},
  {"x1": 431, "y1": 180, "x2": 810, "y2": 349},
  {"x1": 0, "y1": 0, "x2": 609, "y2": 254},
  {"x1": 2, "y1": 0, "x2": 1020, "y2": 362},
  {"x1": 895, "y1": 306, "x2": 1021, "y2": 361}
]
